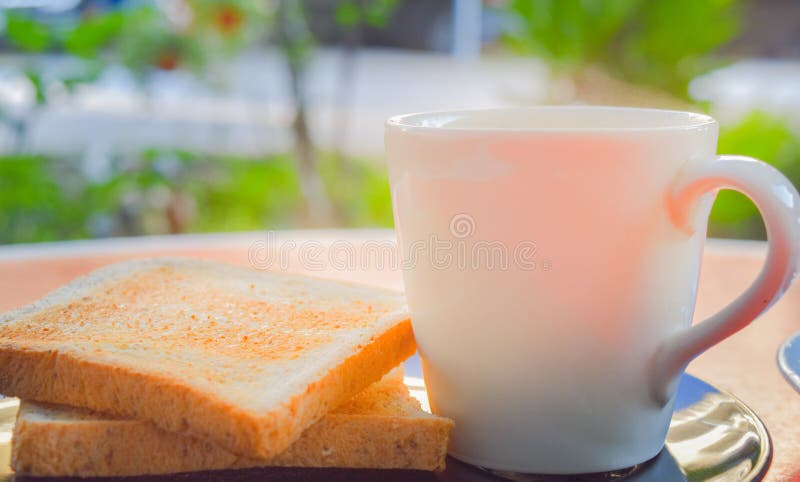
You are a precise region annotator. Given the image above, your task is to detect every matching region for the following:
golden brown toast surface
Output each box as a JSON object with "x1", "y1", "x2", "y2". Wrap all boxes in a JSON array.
[{"x1": 0, "y1": 258, "x2": 415, "y2": 459}]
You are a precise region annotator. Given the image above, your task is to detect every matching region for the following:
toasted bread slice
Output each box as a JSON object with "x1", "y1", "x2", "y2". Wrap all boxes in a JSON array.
[
  {"x1": 0, "y1": 258, "x2": 415, "y2": 459},
  {"x1": 11, "y1": 369, "x2": 453, "y2": 476}
]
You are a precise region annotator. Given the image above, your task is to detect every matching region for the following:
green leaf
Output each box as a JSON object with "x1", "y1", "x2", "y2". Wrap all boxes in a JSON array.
[
  {"x1": 63, "y1": 11, "x2": 125, "y2": 58},
  {"x1": 4, "y1": 13, "x2": 51, "y2": 52}
]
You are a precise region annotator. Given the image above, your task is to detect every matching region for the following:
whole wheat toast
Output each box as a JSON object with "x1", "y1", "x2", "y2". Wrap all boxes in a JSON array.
[
  {"x1": 11, "y1": 368, "x2": 453, "y2": 476},
  {"x1": 0, "y1": 258, "x2": 415, "y2": 459}
]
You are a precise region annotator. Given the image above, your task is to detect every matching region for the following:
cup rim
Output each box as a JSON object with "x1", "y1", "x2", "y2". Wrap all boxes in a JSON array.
[{"x1": 385, "y1": 106, "x2": 716, "y2": 133}]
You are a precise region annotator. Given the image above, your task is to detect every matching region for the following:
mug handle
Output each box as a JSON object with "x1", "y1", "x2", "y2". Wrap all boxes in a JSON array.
[{"x1": 650, "y1": 155, "x2": 800, "y2": 405}]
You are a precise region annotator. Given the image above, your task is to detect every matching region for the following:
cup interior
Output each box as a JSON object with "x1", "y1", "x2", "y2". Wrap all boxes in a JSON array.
[{"x1": 386, "y1": 106, "x2": 715, "y2": 132}]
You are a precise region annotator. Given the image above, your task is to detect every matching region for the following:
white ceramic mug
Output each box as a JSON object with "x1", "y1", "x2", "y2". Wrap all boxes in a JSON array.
[{"x1": 385, "y1": 107, "x2": 800, "y2": 474}]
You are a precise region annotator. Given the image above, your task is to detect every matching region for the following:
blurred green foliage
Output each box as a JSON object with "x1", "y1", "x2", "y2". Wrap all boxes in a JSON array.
[
  {"x1": 0, "y1": 1, "x2": 795, "y2": 243},
  {"x1": 0, "y1": 151, "x2": 392, "y2": 244},
  {"x1": 0, "y1": 155, "x2": 78, "y2": 242},
  {"x1": 335, "y1": 0, "x2": 400, "y2": 29},
  {"x1": 319, "y1": 154, "x2": 394, "y2": 227},
  {"x1": 5, "y1": 109, "x2": 794, "y2": 244},
  {"x1": 709, "y1": 112, "x2": 800, "y2": 239},
  {"x1": 275, "y1": 0, "x2": 401, "y2": 81},
  {"x1": 1, "y1": 2, "x2": 272, "y2": 92},
  {"x1": 0, "y1": 1, "x2": 400, "y2": 243},
  {"x1": 501, "y1": 0, "x2": 742, "y2": 98}
]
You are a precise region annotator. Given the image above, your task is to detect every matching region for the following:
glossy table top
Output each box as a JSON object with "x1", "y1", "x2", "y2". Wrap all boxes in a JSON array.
[{"x1": 0, "y1": 230, "x2": 797, "y2": 481}]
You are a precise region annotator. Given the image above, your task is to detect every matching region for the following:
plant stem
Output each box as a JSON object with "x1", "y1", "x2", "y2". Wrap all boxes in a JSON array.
[{"x1": 275, "y1": 0, "x2": 335, "y2": 227}]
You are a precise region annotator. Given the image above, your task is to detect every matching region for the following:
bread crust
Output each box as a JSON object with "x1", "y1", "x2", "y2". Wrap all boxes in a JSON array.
[
  {"x1": 12, "y1": 373, "x2": 453, "y2": 476},
  {"x1": 0, "y1": 258, "x2": 416, "y2": 459}
]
